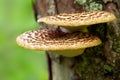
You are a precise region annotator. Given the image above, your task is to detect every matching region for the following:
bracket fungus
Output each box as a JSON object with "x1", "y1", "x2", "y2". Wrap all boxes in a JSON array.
[
  {"x1": 16, "y1": 10, "x2": 116, "y2": 57},
  {"x1": 37, "y1": 10, "x2": 116, "y2": 32},
  {"x1": 38, "y1": 10, "x2": 116, "y2": 26},
  {"x1": 16, "y1": 29, "x2": 101, "y2": 57}
]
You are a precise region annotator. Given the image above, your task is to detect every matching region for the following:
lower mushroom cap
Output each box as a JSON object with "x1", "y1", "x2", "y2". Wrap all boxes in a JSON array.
[{"x1": 16, "y1": 28, "x2": 102, "y2": 57}]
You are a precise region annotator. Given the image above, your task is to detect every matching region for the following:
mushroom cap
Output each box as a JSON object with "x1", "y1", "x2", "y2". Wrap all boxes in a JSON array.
[
  {"x1": 37, "y1": 10, "x2": 116, "y2": 27},
  {"x1": 16, "y1": 29, "x2": 102, "y2": 51}
]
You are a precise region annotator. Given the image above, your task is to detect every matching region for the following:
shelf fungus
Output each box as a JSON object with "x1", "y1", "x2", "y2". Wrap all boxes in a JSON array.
[
  {"x1": 37, "y1": 10, "x2": 116, "y2": 32},
  {"x1": 16, "y1": 29, "x2": 101, "y2": 57},
  {"x1": 38, "y1": 10, "x2": 116, "y2": 26},
  {"x1": 16, "y1": 10, "x2": 116, "y2": 57}
]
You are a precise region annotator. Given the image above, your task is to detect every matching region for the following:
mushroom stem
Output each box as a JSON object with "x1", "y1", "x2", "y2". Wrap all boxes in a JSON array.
[{"x1": 49, "y1": 49, "x2": 85, "y2": 57}]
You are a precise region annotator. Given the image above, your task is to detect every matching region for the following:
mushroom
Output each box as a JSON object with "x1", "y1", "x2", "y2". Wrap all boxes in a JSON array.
[
  {"x1": 16, "y1": 10, "x2": 116, "y2": 57},
  {"x1": 37, "y1": 10, "x2": 116, "y2": 32},
  {"x1": 38, "y1": 10, "x2": 116, "y2": 26},
  {"x1": 16, "y1": 28, "x2": 101, "y2": 57}
]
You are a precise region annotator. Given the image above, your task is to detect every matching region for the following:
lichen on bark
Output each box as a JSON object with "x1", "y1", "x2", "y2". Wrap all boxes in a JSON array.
[
  {"x1": 74, "y1": 0, "x2": 103, "y2": 11},
  {"x1": 35, "y1": 0, "x2": 120, "y2": 80}
]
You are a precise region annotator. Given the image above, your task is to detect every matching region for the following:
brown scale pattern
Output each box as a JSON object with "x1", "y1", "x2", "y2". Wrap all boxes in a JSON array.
[
  {"x1": 16, "y1": 29, "x2": 101, "y2": 50},
  {"x1": 38, "y1": 10, "x2": 116, "y2": 27},
  {"x1": 49, "y1": 11, "x2": 109, "y2": 21}
]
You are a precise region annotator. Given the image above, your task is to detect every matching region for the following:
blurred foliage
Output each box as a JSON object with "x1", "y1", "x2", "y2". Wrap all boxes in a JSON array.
[{"x1": 0, "y1": 0, "x2": 48, "y2": 80}]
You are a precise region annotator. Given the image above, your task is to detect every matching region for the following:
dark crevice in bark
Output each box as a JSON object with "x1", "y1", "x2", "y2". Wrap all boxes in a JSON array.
[
  {"x1": 53, "y1": 0, "x2": 59, "y2": 14},
  {"x1": 46, "y1": 53, "x2": 53, "y2": 80},
  {"x1": 32, "y1": 0, "x2": 38, "y2": 20}
]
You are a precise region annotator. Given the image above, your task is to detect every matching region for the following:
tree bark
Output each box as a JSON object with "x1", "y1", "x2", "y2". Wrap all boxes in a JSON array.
[{"x1": 34, "y1": 0, "x2": 120, "y2": 80}]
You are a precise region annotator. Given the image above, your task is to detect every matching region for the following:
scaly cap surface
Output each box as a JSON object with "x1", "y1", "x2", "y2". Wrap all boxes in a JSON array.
[
  {"x1": 37, "y1": 10, "x2": 116, "y2": 27},
  {"x1": 16, "y1": 29, "x2": 102, "y2": 51}
]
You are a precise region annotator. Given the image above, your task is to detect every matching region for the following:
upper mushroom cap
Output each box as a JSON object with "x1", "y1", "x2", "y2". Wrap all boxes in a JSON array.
[
  {"x1": 16, "y1": 29, "x2": 101, "y2": 51},
  {"x1": 37, "y1": 10, "x2": 116, "y2": 27}
]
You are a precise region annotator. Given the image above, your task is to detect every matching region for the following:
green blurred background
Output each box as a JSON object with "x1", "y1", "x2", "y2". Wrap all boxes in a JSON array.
[{"x1": 0, "y1": 0, "x2": 48, "y2": 80}]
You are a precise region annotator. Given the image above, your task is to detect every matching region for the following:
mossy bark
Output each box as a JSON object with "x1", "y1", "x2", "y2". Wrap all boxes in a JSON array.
[{"x1": 34, "y1": 0, "x2": 120, "y2": 80}]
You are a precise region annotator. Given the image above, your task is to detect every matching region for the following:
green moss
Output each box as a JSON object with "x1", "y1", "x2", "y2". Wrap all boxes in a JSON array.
[
  {"x1": 75, "y1": 0, "x2": 103, "y2": 11},
  {"x1": 74, "y1": 0, "x2": 86, "y2": 5},
  {"x1": 85, "y1": 1, "x2": 103, "y2": 11},
  {"x1": 103, "y1": 65, "x2": 113, "y2": 72},
  {"x1": 113, "y1": 38, "x2": 120, "y2": 53}
]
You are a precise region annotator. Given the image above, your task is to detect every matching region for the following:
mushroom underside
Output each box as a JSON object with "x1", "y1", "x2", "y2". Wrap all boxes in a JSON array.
[{"x1": 49, "y1": 49, "x2": 85, "y2": 57}]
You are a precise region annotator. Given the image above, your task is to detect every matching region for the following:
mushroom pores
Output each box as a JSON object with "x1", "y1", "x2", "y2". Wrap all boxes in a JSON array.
[
  {"x1": 49, "y1": 49, "x2": 85, "y2": 57},
  {"x1": 16, "y1": 29, "x2": 102, "y2": 57},
  {"x1": 37, "y1": 10, "x2": 116, "y2": 27}
]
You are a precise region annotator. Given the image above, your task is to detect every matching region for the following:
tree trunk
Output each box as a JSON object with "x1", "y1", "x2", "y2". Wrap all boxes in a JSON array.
[{"x1": 34, "y1": 0, "x2": 120, "y2": 80}]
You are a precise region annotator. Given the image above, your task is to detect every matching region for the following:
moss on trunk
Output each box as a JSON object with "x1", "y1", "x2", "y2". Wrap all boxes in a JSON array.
[{"x1": 35, "y1": 0, "x2": 120, "y2": 80}]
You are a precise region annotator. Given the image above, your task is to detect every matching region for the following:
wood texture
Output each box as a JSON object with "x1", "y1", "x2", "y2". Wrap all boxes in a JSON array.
[{"x1": 35, "y1": 0, "x2": 120, "y2": 80}]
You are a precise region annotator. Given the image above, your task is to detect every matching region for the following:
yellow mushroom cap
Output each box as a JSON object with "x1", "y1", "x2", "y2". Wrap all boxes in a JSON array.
[
  {"x1": 37, "y1": 10, "x2": 116, "y2": 27},
  {"x1": 16, "y1": 29, "x2": 102, "y2": 51}
]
